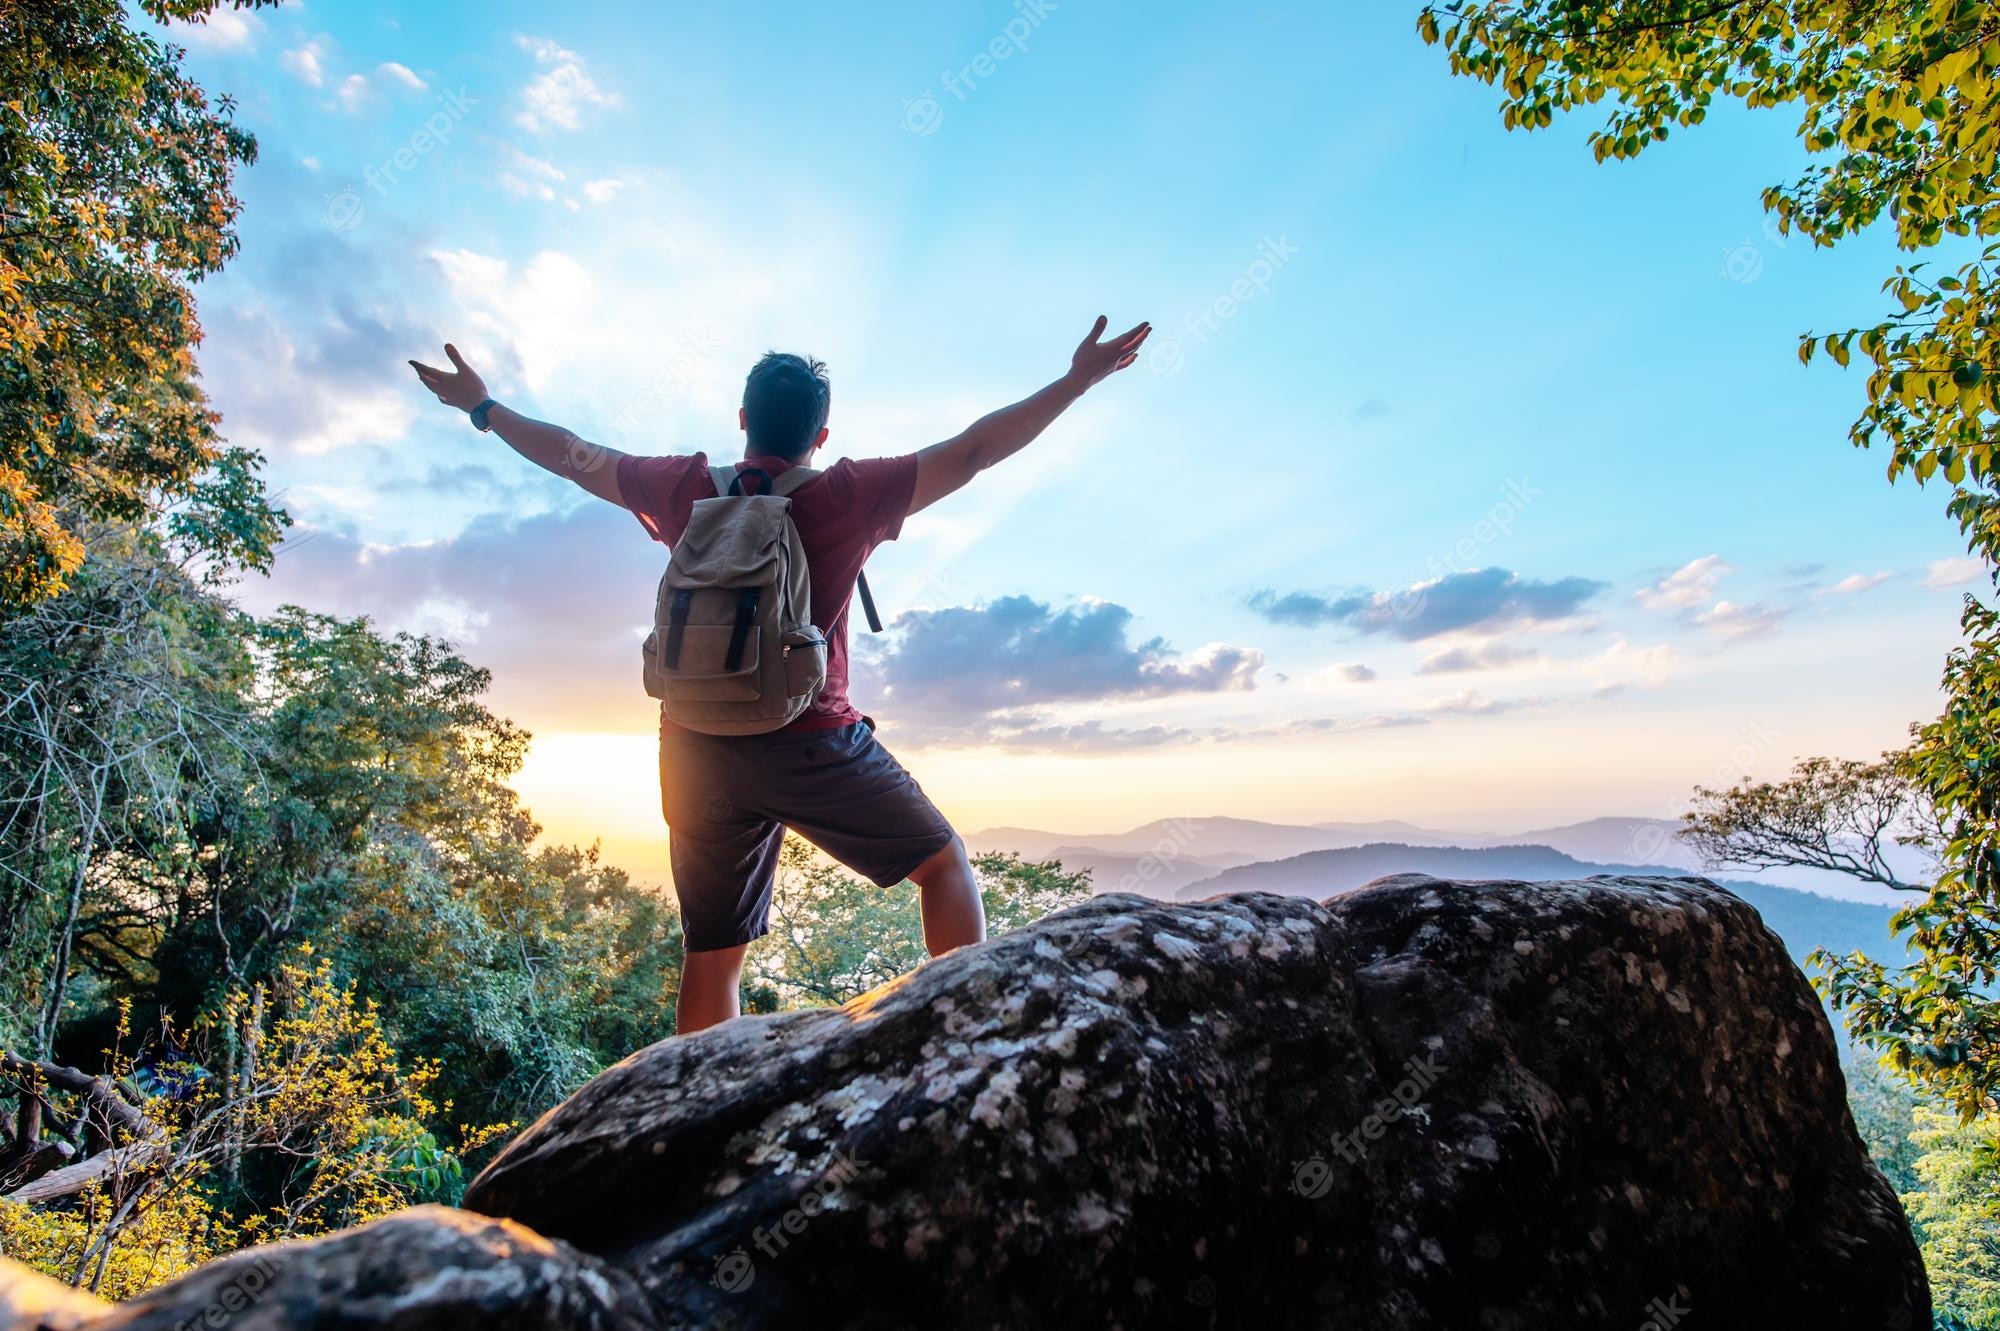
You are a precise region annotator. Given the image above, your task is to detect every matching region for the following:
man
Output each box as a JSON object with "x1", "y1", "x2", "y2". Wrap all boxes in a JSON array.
[{"x1": 409, "y1": 315, "x2": 1151, "y2": 1033}]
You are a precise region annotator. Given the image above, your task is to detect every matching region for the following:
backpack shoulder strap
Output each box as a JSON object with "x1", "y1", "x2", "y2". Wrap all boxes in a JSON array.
[
  {"x1": 769, "y1": 466, "x2": 821, "y2": 498},
  {"x1": 708, "y1": 464, "x2": 738, "y2": 497}
]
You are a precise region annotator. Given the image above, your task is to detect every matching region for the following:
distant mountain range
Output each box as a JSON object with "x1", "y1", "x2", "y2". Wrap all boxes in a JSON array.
[
  {"x1": 967, "y1": 815, "x2": 1698, "y2": 900},
  {"x1": 968, "y1": 814, "x2": 1924, "y2": 905},
  {"x1": 968, "y1": 816, "x2": 1912, "y2": 990},
  {"x1": 1172, "y1": 842, "x2": 1683, "y2": 901}
]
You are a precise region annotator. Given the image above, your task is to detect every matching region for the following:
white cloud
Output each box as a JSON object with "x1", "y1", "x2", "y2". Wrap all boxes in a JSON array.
[
  {"x1": 498, "y1": 148, "x2": 566, "y2": 202},
  {"x1": 335, "y1": 64, "x2": 429, "y2": 112},
  {"x1": 1696, "y1": 600, "x2": 1788, "y2": 642},
  {"x1": 281, "y1": 37, "x2": 331, "y2": 88},
  {"x1": 1637, "y1": 555, "x2": 1732, "y2": 611},
  {"x1": 1586, "y1": 640, "x2": 1678, "y2": 689},
  {"x1": 583, "y1": 179, "x2": 626, "y2": 205},
  {"x1": 514, "y1": 35, "x2": 619, "y2": 133},
  {"x1": 336, "y1": 74, "x2": 373, "y2": 111},
  {"x1": 1926, "y1": 556, "x2": 1986, "y2": 591},
  {"x1": 378, "y1": 62, "x2": 429, "y2": 92},
  {"x1": 165, "y1": 9, "x2": 264, "y2": 52},
  {"x1": 1819, "y1": 571, "x2": 1891, "y2": 597}
]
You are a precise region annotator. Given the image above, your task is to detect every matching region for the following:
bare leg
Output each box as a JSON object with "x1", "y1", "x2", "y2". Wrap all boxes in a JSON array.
[
  {"x1": 677, "y1": 942, "x2": 749, "y2": 1035},
  {"x1": 908, "y1": 835, "x2": 985, "y2": 957}
]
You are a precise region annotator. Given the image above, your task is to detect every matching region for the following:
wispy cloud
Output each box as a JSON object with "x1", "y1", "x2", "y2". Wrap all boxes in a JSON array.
[
  {"x1": 1636, "y1": 555, "x2": 1732, "y2": 611},
  {"x1": 1417, "y1": 642, "x2": 1540, "y2": 674},
  {"x1": 1696, "y1": 600, "x2": 1788, "y2": 641},
  {"x1": 515, "y1": 35, "x2": 618, "y2": 133},
  {"x1": 280, "y1": 37, "x2": 331, "y2": 88},
  {"x1": 165, "y1": 8, "x2": 265, "y2": 52},
  {"x1": 1819, "y1": 571, "x2": 1891, "y2": 598},
  {"x1": 1926, "y1": 556, "x2": 1986, "y2": 591},
  {"x1": 1247, "y1": 568, "x2": 1605, "y2": 642}
]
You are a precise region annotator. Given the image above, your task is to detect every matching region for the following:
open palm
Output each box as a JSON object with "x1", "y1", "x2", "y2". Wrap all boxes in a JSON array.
[
  {"x1": 1069, "y1": 316, "x2": 1151, "y2": 389},
  {"x1": 408, "y1": 344, "x2": 488, "y2": 412}
]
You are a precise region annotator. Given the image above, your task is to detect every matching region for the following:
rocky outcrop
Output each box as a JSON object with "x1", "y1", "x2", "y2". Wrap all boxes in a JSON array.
[
  {"x1": 92, "y1": 1208, "x2": 657, "y2": 1331},
  {"x1": 2, "y1": 876, "x2": 1929, "y2": 1330}
]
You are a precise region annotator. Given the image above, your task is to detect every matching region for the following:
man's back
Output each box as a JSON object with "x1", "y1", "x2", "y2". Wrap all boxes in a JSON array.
[{"x1": 615, "y1": 450, "x2": 917, "y2": 731}]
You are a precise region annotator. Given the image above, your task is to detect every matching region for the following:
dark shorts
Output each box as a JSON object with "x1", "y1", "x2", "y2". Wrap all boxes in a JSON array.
[{"x1": 658, "y1": 720, "x2": 957, "y2": 952}]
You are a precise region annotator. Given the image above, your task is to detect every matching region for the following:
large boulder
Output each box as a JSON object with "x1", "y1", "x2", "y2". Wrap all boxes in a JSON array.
[
  {"x1": 461, "y1": 875, "x2": 1926, "y2": 1329},
  {"x1": 89, "y1": 1208, "x2": 657, "y2": 1330},
  {"x1": 19, "y1": 876, "x2": 1928, "y2": 1329}
]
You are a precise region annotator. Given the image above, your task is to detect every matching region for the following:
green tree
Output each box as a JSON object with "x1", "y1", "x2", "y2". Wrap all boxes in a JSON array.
[
  {"x1": 751, "y1": 844, "x2": 1092, "y2": 1008},
  {"x1": 0, "y1": 520, "x2": 257, "y2": 1058},
  {"x1": 0, "y1": 0, "x2": 287, "y2": 611},
  {"x1": 1904, "y1": 1102, "x2": 2000, "y2": 1326},
  {"x1": 1420, "y1": 0, "x2": 2000, "y2": 1118}
]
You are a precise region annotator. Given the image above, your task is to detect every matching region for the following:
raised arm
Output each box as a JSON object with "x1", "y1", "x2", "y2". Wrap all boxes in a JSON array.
[
  {"x1": 408, "y1": 344, "x2": 629, "y2": 506},
  {"x1": 909, "y1": 316, "x2": 1150, "y2": 516}
]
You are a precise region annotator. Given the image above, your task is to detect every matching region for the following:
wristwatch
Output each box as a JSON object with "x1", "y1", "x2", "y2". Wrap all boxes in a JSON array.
[{"x1": 469, "y1": 398, "x2": 499, "y2": 433}]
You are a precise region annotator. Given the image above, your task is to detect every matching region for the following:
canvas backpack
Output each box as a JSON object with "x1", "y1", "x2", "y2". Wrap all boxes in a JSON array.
[{"x1": 641, "y1": 464, "x2": 828, "y2": 735}]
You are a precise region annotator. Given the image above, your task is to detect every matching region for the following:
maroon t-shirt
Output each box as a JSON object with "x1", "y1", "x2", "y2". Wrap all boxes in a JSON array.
[{"x1": 617, "y1": 450, "x2": 918, "y2": 732}]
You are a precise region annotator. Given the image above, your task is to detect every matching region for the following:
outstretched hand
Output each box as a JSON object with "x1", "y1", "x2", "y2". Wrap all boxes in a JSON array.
[
  {"x1": 408, "y1": 344, "x2": 489, "y2": 413},
  {"x1": 1068, "y1": 316, "x2": 1151, "y2": 390}
]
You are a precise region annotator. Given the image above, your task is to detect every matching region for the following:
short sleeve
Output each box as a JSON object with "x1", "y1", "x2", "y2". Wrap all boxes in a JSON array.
[
  {"x1": 843, "y1": 453, "x2": 920, "y2": 545},
  {"x1": 616, "y1": 452, "x2": 709, "y2": 544}
]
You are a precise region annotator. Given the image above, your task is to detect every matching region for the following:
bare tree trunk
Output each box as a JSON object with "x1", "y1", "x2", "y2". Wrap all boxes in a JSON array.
[{"x1": 33, "y1": 787, "x2": 103, "y2": 1060}]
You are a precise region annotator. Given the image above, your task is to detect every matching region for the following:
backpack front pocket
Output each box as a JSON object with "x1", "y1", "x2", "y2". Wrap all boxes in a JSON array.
[{"x1": 654, "y1": 587, "x2": 767, "y2": 701}]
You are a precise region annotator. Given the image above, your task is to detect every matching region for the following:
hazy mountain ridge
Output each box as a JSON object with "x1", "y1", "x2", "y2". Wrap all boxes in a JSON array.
[{"x1": 971, "y1": 816, "x2": 1904, "y2": 978}]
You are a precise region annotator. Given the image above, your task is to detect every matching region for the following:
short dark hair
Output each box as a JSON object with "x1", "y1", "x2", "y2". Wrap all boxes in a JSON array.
[{"x1": 742, "y1": 351, "x2": 831, "y2": 460}]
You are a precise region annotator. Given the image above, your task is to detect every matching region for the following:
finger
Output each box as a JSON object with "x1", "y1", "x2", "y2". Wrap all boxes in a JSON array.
[
  {"x1": 1080, "y1": 314, "x2": 1108, "y2": 348},
  {"x1": 1112, "y1": 320, "x2": 1148, "y2": 347},
  {"x1": 1116, "y1": 323, "x2": 1151, "y2": 351},
  {"x1": 445, "y1": 343, "x2": 470, "y2": 372},
  {"x1": 1115, "y1": 351, "x2": 1138, "y2": 371},
  {"x1": 409, "y1": 360, "x2": 445, "y2": 378}
]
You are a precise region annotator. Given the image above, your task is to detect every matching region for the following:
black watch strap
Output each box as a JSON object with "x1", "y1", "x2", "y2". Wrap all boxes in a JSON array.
[{"x1": 469, "y1": 398, "x2": 499, "y2": 432}]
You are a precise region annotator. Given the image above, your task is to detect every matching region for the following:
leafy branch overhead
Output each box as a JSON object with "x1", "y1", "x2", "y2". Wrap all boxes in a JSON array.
[
  {"x1": 1420, "y1": 0, "x2": 1998, "y2": 496},
  {"x1": 1422, "y1": 0, "x2": 2000, "y2": 1128},
  {"x1": 0, "y1": 0, "x2": 290, "y2": 612}
]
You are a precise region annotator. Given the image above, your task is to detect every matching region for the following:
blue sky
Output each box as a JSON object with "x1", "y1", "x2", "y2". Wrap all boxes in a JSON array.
[{"x1": 160, "y1": 0, "x2": 1978, "y2": 878}]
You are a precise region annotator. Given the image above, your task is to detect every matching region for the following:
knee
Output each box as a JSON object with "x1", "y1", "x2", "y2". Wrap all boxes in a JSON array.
[{"x1": 911, "y1": 834, "x2": 970, "y2": 885}]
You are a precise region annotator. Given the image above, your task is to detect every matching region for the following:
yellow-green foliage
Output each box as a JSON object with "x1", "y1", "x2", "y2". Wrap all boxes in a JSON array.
[
  {"x1": 0, "y1": 1186, "x2": 226, "y2": 1303},
  {"x1": 2, "y1": 952, "x2": 506, "y2": 1298},
  {"x1": 1905, "y1": 1103, "x2": 2000, "y2": 1326}
]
